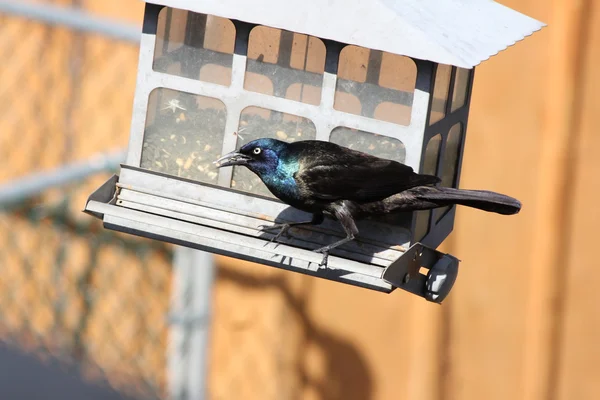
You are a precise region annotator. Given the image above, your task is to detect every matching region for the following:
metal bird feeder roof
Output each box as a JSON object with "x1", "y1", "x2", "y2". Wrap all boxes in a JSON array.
[{"x1": 85, "y1": 0, "x2": 544, "y2": 302}]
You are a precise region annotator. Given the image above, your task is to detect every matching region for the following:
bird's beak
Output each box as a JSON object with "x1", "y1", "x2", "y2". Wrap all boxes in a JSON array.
[{"x1": 213, "y1": 151, "x2": 251, "y2": 168}]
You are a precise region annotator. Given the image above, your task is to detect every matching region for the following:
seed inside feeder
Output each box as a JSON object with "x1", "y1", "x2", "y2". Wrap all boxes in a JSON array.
[
  {"x1": 140, "y1": 93, "x2": 406, "y2": 197},
  {"x1": 276, "y1": 131, "x2": 288, "y2": 139},
  {"x1": 140, "y1": 89, "x2": 227, "y2": 184}
]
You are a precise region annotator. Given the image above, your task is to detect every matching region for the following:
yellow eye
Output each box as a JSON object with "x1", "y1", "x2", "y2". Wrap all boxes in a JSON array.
[{"x1": 253, "y1": 147, "x2": 261, "y2": 155}]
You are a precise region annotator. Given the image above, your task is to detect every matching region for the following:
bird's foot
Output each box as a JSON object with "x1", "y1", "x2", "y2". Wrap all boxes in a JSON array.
[
  {"x1": 313, "y1": 246, "x2": 330, "y2": 268},
  {"x1": 258, "y1": 223, "x2": 292, "y2": 243}
]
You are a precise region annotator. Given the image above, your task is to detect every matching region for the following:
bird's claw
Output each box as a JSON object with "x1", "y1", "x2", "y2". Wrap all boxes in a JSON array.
[
  {"x1": 258, "y1": 223, "x2": 292, "y2": 243},
  {"x1": 313, "y1": 246, "x2": 330, "y2": 268},
  {"x1": 257, "y1": 223, "x2": 281, "y2": 232}
]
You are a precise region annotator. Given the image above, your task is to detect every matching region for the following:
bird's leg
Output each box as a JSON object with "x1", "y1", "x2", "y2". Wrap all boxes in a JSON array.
[
  {"x1": 314, "y1": 202, "x2": 359, "y2": 267},
  {"x1": 259, "y1": 213, "x2": 324, "y2": 243},
  {"x1": 314, "y1": 234, "x2": 355, "y2": 267}
]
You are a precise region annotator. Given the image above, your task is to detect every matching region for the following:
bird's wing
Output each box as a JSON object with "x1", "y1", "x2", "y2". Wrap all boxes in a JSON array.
[{"x1": 293, "y1": 142, "x2": 440, "y2": 203}]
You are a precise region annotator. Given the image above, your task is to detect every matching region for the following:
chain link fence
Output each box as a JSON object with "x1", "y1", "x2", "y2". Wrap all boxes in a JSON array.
[
  {"x1": 0, "y1": 3, "x2": 376, "y2": 400},
  {"x1": 0, "y1": 3, "x2": 173, "y2": 398}
]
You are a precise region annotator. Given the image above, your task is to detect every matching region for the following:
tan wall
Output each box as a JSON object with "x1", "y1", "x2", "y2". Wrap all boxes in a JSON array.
[
  {"x1": 209, "y1": 1, "x2": 600, "y2": 399},
  {"x1": 1, "y1": 1, "x2": 598, "y2": 400}
]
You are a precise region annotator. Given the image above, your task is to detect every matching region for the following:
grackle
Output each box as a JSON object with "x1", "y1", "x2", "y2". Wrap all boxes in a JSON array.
[{"x1": 215, "y1": 138, "x2": 521, "y2": 266}]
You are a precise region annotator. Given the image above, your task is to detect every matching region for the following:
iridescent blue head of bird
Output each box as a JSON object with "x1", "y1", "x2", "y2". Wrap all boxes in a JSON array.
[{"x1": 214, "y1": 138, "x2": 290, "y2": 175}]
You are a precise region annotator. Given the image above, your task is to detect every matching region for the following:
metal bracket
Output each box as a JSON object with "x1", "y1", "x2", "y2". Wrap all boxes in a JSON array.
[
  {"x1": 383, "y1": 243, "x2": 459, "y2": 303},
  {"x1": 83, "y1": 174, "x2": 119, "y2": 219}
]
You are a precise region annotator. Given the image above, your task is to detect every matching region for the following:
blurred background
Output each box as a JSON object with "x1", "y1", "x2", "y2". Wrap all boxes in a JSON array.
[{"x1": 0, "y1": 1, "x2": 597, "y2": 400}]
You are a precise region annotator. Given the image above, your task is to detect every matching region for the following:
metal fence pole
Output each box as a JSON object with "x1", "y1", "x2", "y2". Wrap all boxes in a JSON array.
[
  {"x1": 0, "y1": 1, "x2": 140, "y2": 43},
  {"x1": 0, "y1": 3, "x2": 216, "y2": 398},
  {"x1": 168, "y1": 248, "x2": 216, "y2": 400},
  {"x1": 0, "y1": 150, "x2": 126, "y2": 208}
]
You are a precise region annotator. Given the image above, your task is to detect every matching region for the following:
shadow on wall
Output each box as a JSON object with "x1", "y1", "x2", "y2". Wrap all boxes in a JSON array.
[
  {"x1": 217, "y1": 265, "x2": 374, "y2": 400},
  {"x1": 0, "y1": 343, "x2": 138, "y2": 400}
]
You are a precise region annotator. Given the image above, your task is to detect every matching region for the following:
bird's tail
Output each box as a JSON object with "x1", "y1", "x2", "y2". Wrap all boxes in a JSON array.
[
  {"x1": 409, "y1": 186, "x2": 521, "y2": 215},
  {"x1": 358, "y1": 186, "x2": 522, "y2": 216}
]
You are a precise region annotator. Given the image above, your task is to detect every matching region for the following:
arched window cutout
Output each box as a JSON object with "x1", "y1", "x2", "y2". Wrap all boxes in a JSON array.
[
  {"x1": 200, "y1": 64, "x2": 232, "y2": 87},
  {"x1": 451, "y1": 68, "x2": 471, "y2": 112},
  {"x1": 332, "y1": 92, "x2": 362, "y2": 116},
  {"x1": 141, "y1": 88, "x2": 226, "y2": 184},
  {"x1": 429, "y1": 64, "x2": 452, "y2": 125},
  {"x1": 380, "y1": 52, "x2": 418, "y2": 92},
  {"x1": 422, "y1": 134, "x2": 442, "y2": 176},
  {"x1": 244, "y1": 26, "x2": 325, "y2": 106},
  {"x1": 374, "y1": 102, "x2": 412, "y2": 126},
  {"x1": 153, "y1": 8, "x2": 235, "y2": 86},
  {"x1": 337, "y1": 46, "x2": 370, "y2": 82},
  {"x1": 231, "y1": 106, "x2": 317, "y2": 197},
  {"x1": 441, "y1": 123, "x2": 463, "y2": 188},
  {"x1": 244, "y1": 72, "x2": 274, "y2": 96},
  {"x1": 414, "y1": 134, "x2": 442, "y2": 241},
  {"x1": 285, "y1": 83, "x2": 322, "y2": 107},
  {"x1": 330, "y1": 127, "x2": 406, "y2": 164},
  {"x1": 435, "y1": 123, "x2": 464, "y2": 223},
  {"x1": 334, "y1": 46, "x2": 416, "y2": 126}
]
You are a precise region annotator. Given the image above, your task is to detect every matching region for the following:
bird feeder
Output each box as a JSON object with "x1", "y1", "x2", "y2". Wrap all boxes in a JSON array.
[{"x1": 85, "y1": 0, "x2": 544, "y2": 302}]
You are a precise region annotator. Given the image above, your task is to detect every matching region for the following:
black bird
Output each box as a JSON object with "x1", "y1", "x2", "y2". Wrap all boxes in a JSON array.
[{"x1": 215, "y1": 138, "x2": 521, "y2": 265}]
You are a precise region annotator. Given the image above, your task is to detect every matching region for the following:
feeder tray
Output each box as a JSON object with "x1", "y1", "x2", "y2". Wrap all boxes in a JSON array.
[{"x1": 86, "y1": 174, "x2": 459, "y2": 302}]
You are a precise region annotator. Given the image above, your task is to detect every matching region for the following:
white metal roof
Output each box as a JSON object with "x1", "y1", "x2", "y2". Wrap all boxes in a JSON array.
[{"x1": 145, "y1": 0, "x2": 545, "y2": 69}]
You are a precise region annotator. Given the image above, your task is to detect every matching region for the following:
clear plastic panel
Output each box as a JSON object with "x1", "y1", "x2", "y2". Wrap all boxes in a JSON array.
[
  {"x1": 435, "y1": 123, "x2": 463, "y2": 222},
  {"x1": 140, "y1": 88, "x2": 226, "y2": 183},
  {"x1": 330, "y1": 127, "x2": 406, "y2": 163},
  {"x1": 414, "y1": 134, "x2": 442, "y2": 240},
  {"x1": 413, "y1": 210, "x2": 430, "y2": 242},
  {"x1": 153, "y1": 8, "x2": 235, "y2": 86},
  {"x1": 451, "y1": 68, "x2": 471, "y2": 112},
  {"x1": 231, "y1": 107, "x2": 317, "y2": 197},
  {"x1": 330, "y1": 127, "x2": 410, "y2": 227},
  {"x1": 441, "y1": 123, "x2": 463, "y2": 188},
  {"x1": 429, "y1": 65, "x2": 452, "y2": 125},
  {"x1": 244, "y1": 26, "x2": 325, "y2": 106},
  {"x1": 334, "y1": 46, "x2": 416, "y2": 126},
  {"x1": 422, "y1": 134, "x2": 442, "y2": 176}
]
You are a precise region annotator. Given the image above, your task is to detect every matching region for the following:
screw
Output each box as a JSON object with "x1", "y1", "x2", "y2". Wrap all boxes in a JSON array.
[{"x1": 403, "y1": 273, "x2": 411, "y2": 284}]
